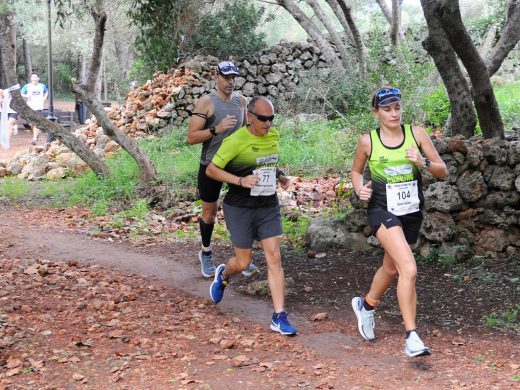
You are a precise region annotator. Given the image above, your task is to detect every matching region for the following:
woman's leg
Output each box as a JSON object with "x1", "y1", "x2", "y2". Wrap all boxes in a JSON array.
[{"x1": 371, "y1": 224, "x2": 417, "y2": 331}]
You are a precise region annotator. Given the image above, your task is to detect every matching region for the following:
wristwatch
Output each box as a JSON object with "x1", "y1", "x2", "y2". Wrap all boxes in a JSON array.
[
  {"x1": 209, "y1": 125, "x2": 217, "y2": 136},
  {"x1": 422, "y1": 158, "x2": 431, "y2": 170}
]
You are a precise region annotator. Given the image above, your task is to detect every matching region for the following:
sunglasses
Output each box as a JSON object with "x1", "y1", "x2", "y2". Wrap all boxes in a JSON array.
[
  {"x1": 249, "y1": 111, "x2": 275, "y2": 122},
  {"x1": 375, "y1": 88, "x2": 401, "y2": 98},
  {"x1": 217, "y1": 65, "x2": 239, "y2": 74}
]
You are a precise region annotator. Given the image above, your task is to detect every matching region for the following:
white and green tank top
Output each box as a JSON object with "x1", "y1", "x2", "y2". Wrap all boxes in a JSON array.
[{"x1": 368, "y1": 124, "x2": 424, "y2": 215}]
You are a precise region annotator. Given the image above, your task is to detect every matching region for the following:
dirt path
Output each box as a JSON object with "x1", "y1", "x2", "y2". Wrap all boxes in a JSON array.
[{"x1": 0, "y1": 204, "x2": 518, "y2": 389}]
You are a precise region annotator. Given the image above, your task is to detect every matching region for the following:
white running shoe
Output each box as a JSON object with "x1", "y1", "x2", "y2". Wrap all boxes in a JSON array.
[
  {"x1": 351, "y1": 296, "x2": 375, "y2": 341},
  {"x1": 404, "y1": 331, "x2": 431, "y2": 357}
]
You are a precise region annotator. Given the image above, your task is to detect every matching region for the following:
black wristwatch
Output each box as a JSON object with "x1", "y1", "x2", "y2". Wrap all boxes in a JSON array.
[
  {"x1": 209, "y1": 125, "x2": 217, "y2": 136},
  {"x1": 422, "y1": 158, "x2": 431, "y2": 171}
]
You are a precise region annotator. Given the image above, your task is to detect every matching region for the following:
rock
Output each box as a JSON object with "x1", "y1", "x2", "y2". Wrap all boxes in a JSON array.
[
  {"x1": 342, "y1": 208, "x2": 367, "y2": 232},
  {"x1": 46, "y1": 167, "x2": 68, "y2": 180},
  {"x1": 485, "y1": 165, "x2": 516, "y2": 190},
  {"x1": 421, "y1": 211, "x2": 456, "y2": 242},
  {"x1": 307, "y1": 217, "x2": 371, "y2": 251},
  {"x1": 20, "y1": 153, "x2": 50, "y2": 180},
  {"x1": 424, "y1": 182, "x2": 464, "y2": 212},
  {"x1": 456, "y1": 171, "x2": 487, "y2": 202},
  {"x1": 474, "y1": 227, "x2": 511, "y2": 253},
  {"x1": 313, "y1": 312, "x2": 328, "y2": 321}
]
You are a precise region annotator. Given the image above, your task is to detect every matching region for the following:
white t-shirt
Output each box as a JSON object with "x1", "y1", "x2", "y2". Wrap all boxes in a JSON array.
[{"x1": 21, "y1": 82, "x2": 48, "y2": 110}]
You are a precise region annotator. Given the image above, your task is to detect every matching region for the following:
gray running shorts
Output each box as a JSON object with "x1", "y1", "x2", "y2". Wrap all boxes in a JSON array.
[{"x1": 223, "y1": 203, "x2": 282, "y2": 248}]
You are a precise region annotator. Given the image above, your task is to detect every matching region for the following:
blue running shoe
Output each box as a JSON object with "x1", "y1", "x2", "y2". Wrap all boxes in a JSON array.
[
  {"x1": 210, "y1": 264, "x2": 228, "y2": 304},
  {"x1": 199, "y1": 250, "x2": 216, "y2": 278},
  {"x1": 241, "y1": 263, "x2": 259, "y2": 277},
  {"x1": 270, "y1": 311, "x2": 297, "y2": 336}
]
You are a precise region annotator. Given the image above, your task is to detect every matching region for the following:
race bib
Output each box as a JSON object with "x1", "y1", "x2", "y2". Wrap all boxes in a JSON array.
[
  {"x1": 386, "y1": 180, "x2": 420, "y2": 216},
  {"x1": 250, "y1": 167, "x2": 276, "y2": 196}
]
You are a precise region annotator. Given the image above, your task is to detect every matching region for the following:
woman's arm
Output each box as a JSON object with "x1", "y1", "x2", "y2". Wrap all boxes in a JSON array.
[
  {"x1": 351, "y1": 134, "x2": 373, "y2": 200},
  {"x1": 408, "y1": 126, "x2": 448, "y2": 179}
]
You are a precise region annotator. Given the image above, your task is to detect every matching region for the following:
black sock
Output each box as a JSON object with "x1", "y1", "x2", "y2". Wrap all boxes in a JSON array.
[
  {"x1": 405, "y1": 329, "x2": 416, "y2": 339},
  {"x1": 363, "y1": 299, "x2": 375, "y2": 311},
  {"x1": 199, "y1": 217, "x2": 214, "y2": 249}
]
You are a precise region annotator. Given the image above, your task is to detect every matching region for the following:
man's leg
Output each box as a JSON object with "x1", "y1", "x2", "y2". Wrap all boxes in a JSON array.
[
  {"x1": 32, "y1": 125, "x2": 40, "y2": 144},
  {"x1": 210, "y1": 247, "x2": 251, "y2": 304},
  {"x1": 262, "y1": 236, "x2": 297, "y2": 335}
]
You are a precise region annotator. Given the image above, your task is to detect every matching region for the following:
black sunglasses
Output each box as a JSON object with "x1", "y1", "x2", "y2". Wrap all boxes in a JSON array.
[{"x1": 248, "y1": 111, "x2": 275, "y2": 122}]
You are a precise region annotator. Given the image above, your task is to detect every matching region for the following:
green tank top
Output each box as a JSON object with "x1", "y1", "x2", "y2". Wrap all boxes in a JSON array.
[{"x1": 368, "y1": 124, "x2": 424, "y2": 212}]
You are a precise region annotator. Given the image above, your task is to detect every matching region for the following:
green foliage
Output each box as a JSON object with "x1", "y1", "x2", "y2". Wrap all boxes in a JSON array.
[
  {"x1": 276, "y1": 117, "x2": 359, "y2": 177},
  {"x1": 421, "y1": 84, "x2": 450, "y2": 128},
  {"x1": 492, "y1": 80, "x2": 520, "y2": 131},
  {"x1": 128, "y1": 0, "x2": 196, "y2": 76},
  {"x1": 0, "y1": 177, "x2": 30, "y2": 200},
  {"x1": 282, "y1": 214, "x2": 311, "y2": 246},
  {"x1": 513, "y1": 375, "x2": 520, "y2": 382},
  {"x1": 292, "y1": 67, "x2": 372, "y2": 118},
  {"x1": 484, "y1": 305, "x2": 520, "y2": 329},
  {"x1": 187, "y1": 1, "x2": 267, "y2": 58},
  {"x1": 54, "y1": 62, "x2": 74, "y2": 92}
]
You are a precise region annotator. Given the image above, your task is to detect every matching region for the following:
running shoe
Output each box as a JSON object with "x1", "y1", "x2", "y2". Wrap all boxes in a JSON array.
[
  {"x1": 351, "y1": 296, "x2": 376, "y2": 341},
  {"x1": 404, "y1": 331, "x2": 431, "y2": 357},
  {"x1": 198, "y1": 250, "x2": 216, "y2": 278},
  {"x1": 241, "y1": 263, "x2": 259, "y2": 277},
  {"x1": 270, "y1": 311, "x2": 297, "y2": 336},
  {"x1": 210, "y1": 264, "x2": 227, "y2": 304}
]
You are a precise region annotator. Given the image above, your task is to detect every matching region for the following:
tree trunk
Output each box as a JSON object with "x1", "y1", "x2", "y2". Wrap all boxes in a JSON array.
[
  {"x1": 390, "y1": 0, "x2": 400, "y2": 45},
  {"x1": 304, "y1": 0, "x2": 351, "y2": 68},
  {"x1": 22, "y1": 38, "x2": 32, "y2": 83},
  {"x1": 479, "y1": 24, "x2": 497, "y2": 58},
  {"x1": 375, "y1": 0, "x2": 405, "y2": 41},
  {"x1": 276, "y1": 0, "x2": 343, "y2": 68},
  {"x1": 0, "y1": 11, "x2": 111, "y2": 176},
  {"x1": 421, "y1": 0, "x2": 476, "y2": 138},
  {"x1": 433, "y1": 0, "x2": 504, "y2": 139},
  {"x1": 335, "y1": 0, "x2": 367, "y2": 76},
  {"x1": 485, "y1": 0, "x2": 520, "y2": 76},
  {"x1": 323, "y1": 0, "x2": 354, "y2": 43},
  {"x1": 74, "y1": 7, "x2": 158, "y2": 190}
]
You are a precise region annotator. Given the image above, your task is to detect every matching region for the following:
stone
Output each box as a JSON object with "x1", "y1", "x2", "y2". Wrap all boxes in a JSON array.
[
  {"x1": 234, "y1": 77, "x2": 246, "y2": 89},
  {"x1": 421, "y1": 211, "x2": 456, "y2": 242},
  {"x1": 424, "y1": 182, "x2": 464, "y2": 212},
  {"x1": 456, "y1": 171, "x2": 487, "y2": 202},
  {"x1": 478, "y1": 191, "x2": 520, "y2": 208},
  {"x1": 466, "y1": 146, "x2": 483, "y2": 167},
  {"x1": 485, "y1": 165, "x2": 516, "y2": 190},
  {"x1": 241, "y1": 82, "x2": 256, "y2": 97},
  {"x1": 342, "y1": 208, "x2": 367, "y2": 232},
  {"x1": 46, "y1": 167, "x2": 67, "y2": 180},
  {"x1": 307, "y1": 217, "x2": 372, "y2": 251},
  {"x1": 483, "y1": 138, "x2": 509, "y2": 166},
  {"x1": 20, "y1": 153, "x2": 50, "y2": 180},
  {"x1": 474, "y1": 227, "x2": 510, "y2": 253},
  {"x1": 266, "y1": 72, "x2": 283, "y2": 84}
]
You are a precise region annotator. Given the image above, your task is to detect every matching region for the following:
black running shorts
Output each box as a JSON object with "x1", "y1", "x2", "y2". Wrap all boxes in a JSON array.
[
  {"x1": 197, "y1": 163, "x2": 224, "y2": 203},
  {"x1": 367, "y1": 207, "x2": 423, "y2": 245}
]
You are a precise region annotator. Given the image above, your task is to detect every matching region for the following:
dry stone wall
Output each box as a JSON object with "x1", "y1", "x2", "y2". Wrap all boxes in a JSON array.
[
  {"x1": 308, "y1": 134, "x2": 520, "y2": 258},
  {"x1": 0, "y1": 41, "x2": 329, "y2": 180}
]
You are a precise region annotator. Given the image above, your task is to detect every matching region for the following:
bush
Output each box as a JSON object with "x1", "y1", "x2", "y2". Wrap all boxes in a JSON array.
[
  {"x1": 186, "y1": 0, "x2": 267, "y2": 58},
  {"x1": 420, "y1": 84, "x2": 450, "y2": 128}
]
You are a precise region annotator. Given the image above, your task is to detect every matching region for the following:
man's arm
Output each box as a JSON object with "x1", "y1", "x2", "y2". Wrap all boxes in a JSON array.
[
  {"x1": 238, "y1": 95, "x2": 248, "y2": 126},
  {"x1": 20, "y1": 85, "x2": 28, "y2": 98},
  {"x1": 42, "y1": 84, "x2": 48, "y2": 101},
  {"x1": 187, "y1": 96, "x2": 214, "y2": 145},
  {"x1": 187, "y1": 95, "x2": 239, "y2": 145}
]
